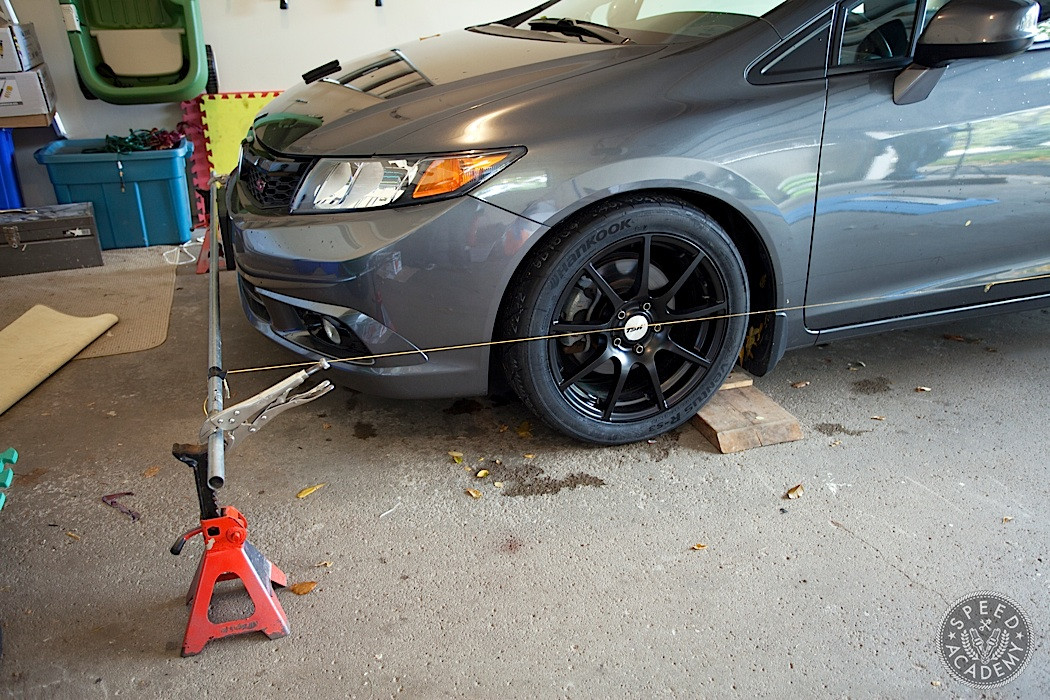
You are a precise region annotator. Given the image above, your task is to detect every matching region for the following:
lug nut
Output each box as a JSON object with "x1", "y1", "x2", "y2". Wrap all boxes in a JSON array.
[
  {"x1": 642, "y1": 302, "x2": 651, "y2": 311},
  {"x1": 653, "y1": 324, "x2": 662, "y2": 332},
  {"x1": 634, "y1": 344, "x2": 645, "y2": 354},
  {"x1": 613, "y1": 338, "x2": 622, "y2": 348},
  {"x1": 617, "y1": 310, "x2": 627, "y2": 320}
]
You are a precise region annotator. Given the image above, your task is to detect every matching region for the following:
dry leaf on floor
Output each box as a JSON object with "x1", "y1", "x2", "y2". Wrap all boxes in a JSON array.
[
  {"x1": 315, "y1": 561, "x2": 333, "y2": 568},
  {"x1": 494, "y1": 482, "x2": 504, "y2": 488},
  {"x1": 691, "y1": 543, "x2": 708, "y2": 551},
  {"x1": 322, "y1": 422, "x2": 332, "y2": 430},
  {"x1": 465, "y1": 489, "x2": 482, "y2": 500},
  {"x1": 871, "y1": 416, "x2": 885, "y2": 421},
  {"x1": 448, "y1": 451, "x2": 464, "y2": 464},
  {"x1": 491, "y1": 458, "x2": 503, "y2": 465},
  {"x1": 517, "y1": 421, "x2": 533, "y2": 438},
  {"x1": 523, "y1": 453, "x2": 536, "y2": 459},
  {"x1": 296, "y1": 483, "x2": 326, "y2": 499},
  {"x1": 785, "y1": 483, "x2": 804, "y2": 499},
  {"x1": 931, "y1": 680, "x2": 941, "y2": 687},
  {"x1": 830, "y1": 439, "x2": 842, "y2": 447},
  {"x1": 497, "y1": 424, "x2": 509, "y2": 433},
  {"x1": 847, "y1": 361, "x2": 866, "y2": 371},
  {"x1": 66, "y1": 532, "x2": 81, "y2": 541},
  {"x1": 142, "y1": 466, "x2": 161, "y2": 478},
  {"x1": 1002, "y1": 516, "x2": 1014, "y2": 523},
  {"x1": 476, "y1": 469, "x2": 490, "y2": 478},
  {"x1": 289, "y1": 581, "x2": 317, "y2": 595},
  {"x1": 915, "y1": 386, "x2": 932, "y2": 393},
  {"x1": 791, "y1": 381, "x2": 810, "y2": 388}
]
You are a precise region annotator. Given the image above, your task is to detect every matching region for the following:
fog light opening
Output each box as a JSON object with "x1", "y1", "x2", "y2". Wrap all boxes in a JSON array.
[{"x1": 321, "y1": 317, "x2": 342, "y2": 346}]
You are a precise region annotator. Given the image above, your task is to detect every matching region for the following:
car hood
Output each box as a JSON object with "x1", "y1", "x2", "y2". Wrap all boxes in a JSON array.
[{"x1": 251, "y1": 29, "x2": 664, "y2": 157}]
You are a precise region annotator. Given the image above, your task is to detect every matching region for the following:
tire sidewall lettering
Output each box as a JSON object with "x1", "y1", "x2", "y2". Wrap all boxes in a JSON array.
[{"x1": 547, "y1": 217, "x2": 635, "y2": 292}]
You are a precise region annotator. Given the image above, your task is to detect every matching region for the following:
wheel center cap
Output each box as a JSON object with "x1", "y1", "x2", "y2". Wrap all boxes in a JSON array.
[{"x1": 623, "y1": 314, "x2": 649, "y2": 342}]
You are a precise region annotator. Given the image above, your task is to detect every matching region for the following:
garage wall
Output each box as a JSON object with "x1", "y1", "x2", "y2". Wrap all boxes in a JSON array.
[{"x1": 10, "y1": 0, "x2": 529, "y2": 206}]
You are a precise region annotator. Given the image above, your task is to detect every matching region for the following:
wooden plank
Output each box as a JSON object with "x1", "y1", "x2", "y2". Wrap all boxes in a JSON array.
[
  {"x1": 719, "y1": 369, "x2": 754, "y2": 391},
  {"x1": 691, "y1": 385, "x2": 802, "y2": 454}
]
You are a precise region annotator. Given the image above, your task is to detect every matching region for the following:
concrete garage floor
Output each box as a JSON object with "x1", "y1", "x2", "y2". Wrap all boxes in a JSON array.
[{"x1": 0, "y1": 263, "x2": 1048, "y2": 698}]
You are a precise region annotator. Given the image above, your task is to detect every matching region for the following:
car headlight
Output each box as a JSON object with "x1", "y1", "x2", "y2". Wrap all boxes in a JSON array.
[{"x1": 290, "y1": 148, "x2": 524, "y2": 213}]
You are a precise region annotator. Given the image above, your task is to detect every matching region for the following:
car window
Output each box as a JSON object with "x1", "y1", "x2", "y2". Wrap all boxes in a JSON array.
[
  {"x1": 1036, "y1": 7, "x2": 1050, "y2": 44},
  {"x1": 633, "y1": 0, "x2": 787, "y2": 17},
  {"x1": 763, "y1": 14, "x2": 832, "y2": 76},
  {"x1": 536, "y1": 0, "x2": 791, "y2": 40},
  {"x1": 838, "y1": 0, "x2": 919, "y2": 65}
]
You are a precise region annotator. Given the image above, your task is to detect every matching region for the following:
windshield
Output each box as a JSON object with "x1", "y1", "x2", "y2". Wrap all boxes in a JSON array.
[{"x1": 512, "y1": 0, "x2": 791, "y2": 42}]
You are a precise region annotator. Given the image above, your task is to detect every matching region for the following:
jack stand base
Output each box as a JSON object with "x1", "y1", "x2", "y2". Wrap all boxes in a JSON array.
[{"x1": 177, "y1": 506, "x2": 289, "y2": 656}]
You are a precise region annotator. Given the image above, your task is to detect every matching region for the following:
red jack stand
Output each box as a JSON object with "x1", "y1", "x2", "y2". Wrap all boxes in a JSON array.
[{"x1": 171, "y1": 444, "x2": 289, "y2": 657}]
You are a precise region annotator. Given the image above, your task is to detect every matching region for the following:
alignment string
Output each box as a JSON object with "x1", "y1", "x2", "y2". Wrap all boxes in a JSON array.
[{"x1": 224, "y1": 270, "x2": 1050, "y2": 376}]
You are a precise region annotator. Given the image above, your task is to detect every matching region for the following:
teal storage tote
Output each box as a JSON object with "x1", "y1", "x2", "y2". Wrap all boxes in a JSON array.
[{"x1": 34, "y1": 138, "x2": 194, "y2": 249}]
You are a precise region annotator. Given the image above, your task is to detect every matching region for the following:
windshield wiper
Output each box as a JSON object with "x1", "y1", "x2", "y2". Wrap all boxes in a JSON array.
[{"x1": 527, "y1": 18, "x2": 632, "y2": 44}]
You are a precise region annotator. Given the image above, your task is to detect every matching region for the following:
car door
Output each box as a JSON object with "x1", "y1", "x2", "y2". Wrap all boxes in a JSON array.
[{"x1": 805, "y1": 0, "x2": 1050, "y2": 330}]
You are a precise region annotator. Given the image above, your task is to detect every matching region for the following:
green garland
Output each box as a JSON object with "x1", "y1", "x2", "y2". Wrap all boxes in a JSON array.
[{"x1": 84, "y1": 129, "x2": 184, "y2": 154}]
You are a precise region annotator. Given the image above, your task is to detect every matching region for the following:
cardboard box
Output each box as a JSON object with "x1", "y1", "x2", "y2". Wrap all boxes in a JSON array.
[
  {"x1": 0, "y1": 23, "x2": 42, "y2": 73},
  {"x1": 0, "y1": 203, "x2": 103, "y2": 277},
  {"x1": 0, "y1": 64, "x2": 55, "y2": 118}
]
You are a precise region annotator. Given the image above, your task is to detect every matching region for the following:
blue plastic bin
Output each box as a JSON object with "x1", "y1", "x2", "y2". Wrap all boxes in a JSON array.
[
  {"x1": 34, "y1": 138, "x2": 194, "y2": 250},
  {"x1": 0, "y1": 129, "x2": 23, "y2": 209}
]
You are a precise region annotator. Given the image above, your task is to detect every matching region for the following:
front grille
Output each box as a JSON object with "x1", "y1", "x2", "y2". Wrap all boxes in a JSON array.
[{"x1": 239, "y1": 150, "x2": 308, "y2": 210}]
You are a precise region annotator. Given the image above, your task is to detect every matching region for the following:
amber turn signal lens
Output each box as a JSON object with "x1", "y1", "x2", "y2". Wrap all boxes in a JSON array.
[{"x1": 413, "y1": 153, "x2": 511, "y2": 199}]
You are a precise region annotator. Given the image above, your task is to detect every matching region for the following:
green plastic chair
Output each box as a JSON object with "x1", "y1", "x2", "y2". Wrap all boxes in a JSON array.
[{"x1": 59, "y1": 0, "x2": 215, "y2": 104}]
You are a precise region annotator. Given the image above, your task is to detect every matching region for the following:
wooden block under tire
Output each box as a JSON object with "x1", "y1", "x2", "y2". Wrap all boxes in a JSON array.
[
  {"x1": 691, "y1": 385, "x2": 802, "y2": 454},
  {"x1": 719, "y1": 369, "x2": 754, "y2": 391}
]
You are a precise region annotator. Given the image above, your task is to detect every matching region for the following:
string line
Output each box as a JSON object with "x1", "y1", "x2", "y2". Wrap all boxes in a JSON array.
[{"x1": 224, "y1": 270, "x2": 1050, "y2": 376}]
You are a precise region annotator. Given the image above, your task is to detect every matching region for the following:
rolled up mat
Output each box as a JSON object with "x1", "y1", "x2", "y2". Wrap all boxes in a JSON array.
[{"x1": 0, "y1": 305, "x2": 118, "y2": 415}]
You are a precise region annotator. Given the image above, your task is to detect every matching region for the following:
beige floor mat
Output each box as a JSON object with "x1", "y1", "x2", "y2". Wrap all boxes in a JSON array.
[
  {"x1": 0, "y1": 305, "x2": 118, "y2": 415},
  {"x1": 0, "y1": 247, "x2": 178, "y2": 359}
]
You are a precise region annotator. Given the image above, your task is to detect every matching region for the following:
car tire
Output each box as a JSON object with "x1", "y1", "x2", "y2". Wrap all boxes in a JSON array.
[{"x1": 501, "y1": 195, "x2": 749, "y2": 444}]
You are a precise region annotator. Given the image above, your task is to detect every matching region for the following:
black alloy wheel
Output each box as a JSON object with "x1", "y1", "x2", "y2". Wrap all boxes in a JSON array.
[{"x1": 502, "y1": 195, "x2": 749, "y2": 444}]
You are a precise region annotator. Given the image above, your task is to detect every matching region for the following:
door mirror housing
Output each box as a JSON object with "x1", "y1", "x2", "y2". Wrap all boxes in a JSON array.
[
  {"x1": 894, "y1": 0, "x2": 1039, "y2": 105},
  {"x1": 915, "y1": 0, "x2": 1039, "y2": 68}
]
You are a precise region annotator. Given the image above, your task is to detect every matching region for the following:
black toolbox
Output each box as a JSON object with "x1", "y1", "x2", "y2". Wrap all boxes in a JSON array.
[{"x1": 0, "y1": 203, "x2": 103, "y2": 277}]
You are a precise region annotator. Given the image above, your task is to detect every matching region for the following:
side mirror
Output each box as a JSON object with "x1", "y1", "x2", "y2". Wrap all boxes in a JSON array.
[{"x1": 894, "y1": 0, "x2": 1040, "y2": 105}]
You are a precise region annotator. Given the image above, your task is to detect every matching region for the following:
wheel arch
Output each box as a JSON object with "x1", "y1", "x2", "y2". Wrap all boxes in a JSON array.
[{"x1": 491, "y1": 186, "x2": 783, "y2": 390}]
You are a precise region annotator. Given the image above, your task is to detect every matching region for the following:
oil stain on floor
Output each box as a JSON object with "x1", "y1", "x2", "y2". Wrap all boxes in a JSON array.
[
  {"x1": 489, "y1": 462, "x2": 606, "y2": 497},
  {"x1": 354, "y1": 421, "x2": 377, "y2": 439},
  {"x1": 852, "y1": 376, "x2": 892, "y2": 394},
  {"x1": 814, "y1": 423, "x2": 868, "y2": 437}
]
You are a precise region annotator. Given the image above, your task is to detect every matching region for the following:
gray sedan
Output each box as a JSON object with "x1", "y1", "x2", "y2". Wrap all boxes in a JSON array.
[{"x1": 227, "y1": 0, "x2": 1050, "y2": 444}]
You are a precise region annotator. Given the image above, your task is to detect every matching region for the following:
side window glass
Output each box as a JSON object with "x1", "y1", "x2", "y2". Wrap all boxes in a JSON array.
[
  {"x1": 1036, "y1": 8, "x2": 1050, "y2": 44},
  {"x1": 838, "y1": 0, "x2": 919, "y2": 65},
  {"x1": 764, "y1": 18, "x2": 831, "y2": 76}
]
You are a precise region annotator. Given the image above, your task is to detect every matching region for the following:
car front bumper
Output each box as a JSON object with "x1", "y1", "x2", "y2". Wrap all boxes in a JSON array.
[{"x1": 227, "y1": 179, "x2": 547, "y2": 399}]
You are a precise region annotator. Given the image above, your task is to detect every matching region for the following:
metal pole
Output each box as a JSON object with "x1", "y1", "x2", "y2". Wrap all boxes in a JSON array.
[{"x1": 206, "y1": 178, "x2": 226, "y2": 490}]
